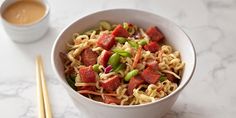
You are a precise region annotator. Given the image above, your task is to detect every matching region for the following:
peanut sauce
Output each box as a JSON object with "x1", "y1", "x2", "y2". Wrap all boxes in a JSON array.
[{"x1": 2, "y1": 0, "x2": 46, "y2": 25}]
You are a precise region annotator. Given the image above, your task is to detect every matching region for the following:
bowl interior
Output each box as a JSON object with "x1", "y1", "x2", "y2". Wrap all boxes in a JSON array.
[{"x1": 52, "y1": 9, "x2": 196, "y2": 106}]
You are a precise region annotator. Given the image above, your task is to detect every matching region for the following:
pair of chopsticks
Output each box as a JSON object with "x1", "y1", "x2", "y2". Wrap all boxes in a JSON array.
[{"x1": 36, "y1": 56, "x2": 52, "y2": 118}]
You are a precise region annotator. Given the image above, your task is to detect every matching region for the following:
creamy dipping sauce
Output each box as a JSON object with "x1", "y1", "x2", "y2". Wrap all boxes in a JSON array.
[{"x1": 2, "y1": 0, "x2": 46, "y2": 25}]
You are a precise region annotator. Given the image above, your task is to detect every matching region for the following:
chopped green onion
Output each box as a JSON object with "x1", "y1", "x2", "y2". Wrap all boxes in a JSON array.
[
  {"x1": 66, "y1": 75, "x2": 76, "y2": 90},
  {"x1": 113, "y1": 49, "x2": 131, "y2": 57},
  {"x1": 108, "y1": 53, "x2": 120, "y2": 69},
  {"x1": 123, "y1": 22, "x2": 129, "y2": 30},
  {"x1": 99, "y1": 21, "x2": 111, "y2": 30},
  {"x1": 92, "y1": 64, "x2": 100, "y2": 72},
  {"x1": 159, "y1": 76, "x2": 167, "y2": 82},
  {"x1": 115, "y1": 37, "x2": 127, "y2": 44},
  {"x1": 113, "y1": 64, "x2": 125, "y2": 72},
  {"x1": 138, "y1": 39, "x2": 147, "y2": 46},
  {"x1": 128, "y1": 40, "x2": 138, "y2": 49},
  {"x1": 124, "y1": 69, "x2": 139, "y2": 81}
]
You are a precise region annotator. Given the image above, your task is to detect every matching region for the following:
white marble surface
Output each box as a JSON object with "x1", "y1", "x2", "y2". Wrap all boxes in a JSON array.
[{"x1": 0, "y1": 0, "x2": 236, "y2": 117}]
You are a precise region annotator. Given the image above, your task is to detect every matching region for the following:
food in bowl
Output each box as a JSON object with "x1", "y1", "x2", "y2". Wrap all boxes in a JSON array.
[
  {"x1": 60, "y1": 21, "x2": 185, "y2": 105},
  {"x1": 52, "y1": 9, "x2": 196, "y2": 118}
]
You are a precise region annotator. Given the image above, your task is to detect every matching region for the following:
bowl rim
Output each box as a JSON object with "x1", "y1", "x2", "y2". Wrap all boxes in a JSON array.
[
  {"x1": 0, "y1": 0, "x2": 50, "y2": 28},
  {"x1": 51, "y1": 8, "x2": 196, "y2": 109}
]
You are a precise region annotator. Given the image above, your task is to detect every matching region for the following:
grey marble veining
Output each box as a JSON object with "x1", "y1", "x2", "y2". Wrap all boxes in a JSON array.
[{"x1": 0, "y1": 0, "x2": 236, "y2": 117}]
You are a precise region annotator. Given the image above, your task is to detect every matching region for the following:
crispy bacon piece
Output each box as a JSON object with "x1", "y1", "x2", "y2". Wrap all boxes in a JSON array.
[
  {"x1": 97, "y1": 33, "x2": 116, "y2": 50},
  {"x1": 81, "y1": 48, "x2": 98, "y2": 66},
  {"x1": 141, "y1": 67, "x2": 161, "y2": 84},
  {"x1": 93, "y1": 96, "x2": 103, "y2": 102},
  {"x1": 112, "y1": 25, "x2": 129, "y2": 38},
  {"x1": 98, "y1": 50, "x2": 112, "y2": 67},
  {"x1": 144, "y1": 41, "x2": 160, "y2": 53},
  {"x1": 146, "y1": 26, "x2": 164, "y2": 42},
  {"x1": 80, "y1": 86, "x2": 96, "y2": 91},
  {"x1": 146, "y1": 59, "x2": 159, "y2": 71},
  {"x1": 128, "y1": 76, "x2": 145, "y2": 95},
  {"x1": 166, "y1": 73, "x2": 179, "y2": 83},
  {"x1": 78, "y1": 90, "x2": 117, "y2": 96},
  {"x1": 79, "y1": 66, "x2": 96, "y2": 83},
  {"x1": 100, "y1": 75, "x2": 121, "y2": 92},
  {"x1": 103, "y1": 95, "x2": 121, "y2": 105}
]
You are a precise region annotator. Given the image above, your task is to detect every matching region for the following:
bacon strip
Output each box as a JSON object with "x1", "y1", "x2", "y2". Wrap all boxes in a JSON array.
[{"x1": 78, "y1": 90, "x2": 118, "y2": 97}]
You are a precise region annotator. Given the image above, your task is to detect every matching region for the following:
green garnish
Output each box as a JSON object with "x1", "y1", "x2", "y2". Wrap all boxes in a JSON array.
[
  {"x1": 138, "y1": 39, "x2": 147, "y2": 46},
  {"x1": 113, "y1": 49, "x2": 131, "y2": 57},
  {"x1": 92, "y1": 64, "x2": 100, "y2": 72},
  {"x1": 123, "y1": 22, "x2": 129, "y2": 30},
  {"x1": 115, "y1": 37, "x2": 127, "y2": 44},
  {"x1": 113, "y1": 64, "x2": 125, "y2": 72},
  {"x1": 108, "y1": 53, "x2": 120, "y2": 69},
  {"x1": 66, "y1": 75, "x2": 76, "y2": 90},
  {"x1": 128, "y1": 40, "x2": 138, "y2": 49},
  {"x1": 159, "y1": 76, "x2": 167, "y2": 82},
  {"x1": 124, "y1": 69, "x2": 139, "y2": 81}
]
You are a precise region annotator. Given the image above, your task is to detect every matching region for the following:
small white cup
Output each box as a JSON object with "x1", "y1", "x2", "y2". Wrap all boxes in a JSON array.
[{"x1": 0, "y1": 0, "x2": 50, "y2": 43}]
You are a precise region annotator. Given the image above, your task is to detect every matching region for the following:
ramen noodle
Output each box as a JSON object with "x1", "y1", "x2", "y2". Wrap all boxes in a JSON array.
[{"x1": 60, "y1": 21, "x2": 185, "y2": 105}]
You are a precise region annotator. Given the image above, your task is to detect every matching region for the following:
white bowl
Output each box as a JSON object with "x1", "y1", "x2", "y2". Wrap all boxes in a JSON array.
[
  {"x1": 0, "y1": 0, "x2": 50, "y2": 43},
  {"x1": 51, "y1": 9, "x2": 196, "y2": 118}
]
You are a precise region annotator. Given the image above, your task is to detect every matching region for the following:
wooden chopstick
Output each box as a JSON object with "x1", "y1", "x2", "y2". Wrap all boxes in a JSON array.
[
  {"x1": 36, "y1": 56, "x2": 52, "y2": 118},
  {"x1": 36, "y1": 56, "x2": 45, "y2": 118}
]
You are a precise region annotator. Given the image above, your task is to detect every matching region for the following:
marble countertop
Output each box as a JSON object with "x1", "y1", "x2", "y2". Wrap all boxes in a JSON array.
[{"x1": 0, "y1": 0, "x2": 236, "y2": 118}]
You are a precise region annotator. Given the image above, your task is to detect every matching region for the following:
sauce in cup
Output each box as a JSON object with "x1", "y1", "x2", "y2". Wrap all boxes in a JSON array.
[
  {"x1": 0, "y1": 0, "x2": 50, "y2": 43},
  {"x1": 2, "y1": 0, "x2": 46, "y2": 25}
]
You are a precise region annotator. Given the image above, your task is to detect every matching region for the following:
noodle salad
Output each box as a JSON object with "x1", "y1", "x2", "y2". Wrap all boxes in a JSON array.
[{"x1": 60, "y1": 21, "x2": 185, "y2": 105}]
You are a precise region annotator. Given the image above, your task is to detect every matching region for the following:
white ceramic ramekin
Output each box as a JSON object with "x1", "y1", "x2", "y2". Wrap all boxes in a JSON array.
[
  {"x1": 51, "y1": 9, "x2": 196, "y2": 118},
  {"x1": 0, "y1": 0, "x2": 50, "y2": 43}
]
